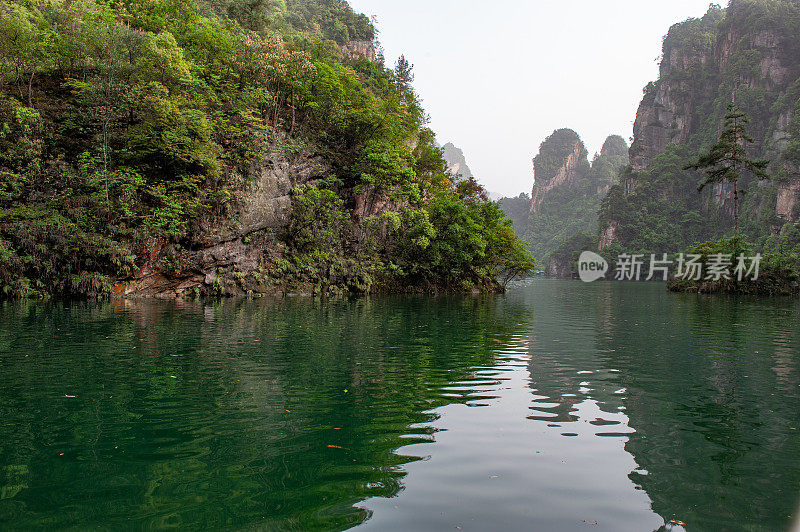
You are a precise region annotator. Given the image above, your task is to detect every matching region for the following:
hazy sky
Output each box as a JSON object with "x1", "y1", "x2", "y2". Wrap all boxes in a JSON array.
[{"x1": 347, "y1": 0, "x2": 715, "y2": 196}]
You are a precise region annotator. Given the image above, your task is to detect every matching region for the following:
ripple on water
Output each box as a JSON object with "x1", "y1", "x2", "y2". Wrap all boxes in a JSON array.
[{"x1": 0, "y1": 283, "x2": 798, "y2": 531}]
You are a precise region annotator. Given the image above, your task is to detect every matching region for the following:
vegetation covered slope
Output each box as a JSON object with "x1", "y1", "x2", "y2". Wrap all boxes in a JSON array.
[
  {"x1": 500, "y1": 130, "x2": 628, "y2": 275},
  {"x1": 599, "y1": 0, "x2": 800, "y2": 266},
  {"x1": 206, "y1": 0, "x2": 375, "y2": 42},
  {"x1": 0, "y1": 0, "x2": 534, "y2": 298}
]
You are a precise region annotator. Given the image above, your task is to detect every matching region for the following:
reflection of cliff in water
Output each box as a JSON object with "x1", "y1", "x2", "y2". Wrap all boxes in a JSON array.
[
  {"x1": 519, "y1": 280, "x2": 800, "y2": 530},
  {"x1": 0, "y1": 296, "x2": 529, "y2": 529},
  {"x1": 535, "y1": 282, "x2": 800, "y2": 530},
  {"x1": 612, "y1": 294, "x2": 800, "y2": 531},
  {"x1": 523, "y1": 281, "x2": 627, "y2": 427}
]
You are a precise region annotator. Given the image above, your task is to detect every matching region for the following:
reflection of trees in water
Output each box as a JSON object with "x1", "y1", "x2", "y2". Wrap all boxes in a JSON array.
[
  {"x1": 0, "y1": 295, "x2": 528, "y2": 529},
  {"x1": 592, "y1": 290, "x2": 800, "y2": 530},
  {"x1": 517, "y1": 281, "x2": 800, "y2": 529}
]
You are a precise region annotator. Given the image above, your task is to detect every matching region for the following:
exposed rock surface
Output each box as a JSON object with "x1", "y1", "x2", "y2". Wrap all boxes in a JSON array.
[
  {"x1": 116, "y1": 144, "x2": 330, "y2": 298},
  {"x1": 499, "y1": 130, "x2": 627, "y2": 270},
  {"x1": 600, "y1": 2, "x2": 800, "y2": 249},
  {"x1": 441, "y1": 142, "x2": 475, "y2": 180},
  {"x1": 598, "y1": 221, "x2": 618, "y2": 251},
  {"x1": 631, "y1": 21, "x2": 795, "y2": 172},
  {"x1": 548, "y1": 255, "x2": 571, "y2": 279},
  {"x1": 341, "y1": 40, "x2": 376, "y2": 61},
  {"x1": 530, "y1": 129, "x2": 589, "y2": 214},
  {"x1": 529, "y1": 131, "x2": 627, "y2": 215}
]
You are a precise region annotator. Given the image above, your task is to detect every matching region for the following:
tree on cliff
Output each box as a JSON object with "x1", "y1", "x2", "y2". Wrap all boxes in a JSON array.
[
  {"x1": 686, "y1": 103, "x2": 769, "y2": 235},
  {"x1": 394, "y1": 55, "x2": 413, "y2": 87}
]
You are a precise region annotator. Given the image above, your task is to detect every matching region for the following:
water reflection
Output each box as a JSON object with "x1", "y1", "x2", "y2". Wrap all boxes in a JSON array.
[
  {"x1": 0, "y1": 295, "x2": 528, "y2": 529},
  {"x1": 514, "y1": 281, "x2": 800, "y2": 531},
  {"x1": 0, "y1": 282, "x2": 798, "y2": 530}
]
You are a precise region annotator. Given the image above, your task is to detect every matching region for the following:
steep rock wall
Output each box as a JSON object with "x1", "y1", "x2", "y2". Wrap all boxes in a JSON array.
[
  {"x1": 341, "y1": 40, "x2": 376, "y2": 61},
  {"x1": 600, "y1": 1, "x2": 800, "y2": 250},
  {"x1": 530, "y1": 132, "x2": 589, "y2": 214},
  {"x1": 530, "y1": 144, "x2": 586, "y2": 214},
  {"x1": 116, "y1": 144, "x2": 330, "y2": 298}
]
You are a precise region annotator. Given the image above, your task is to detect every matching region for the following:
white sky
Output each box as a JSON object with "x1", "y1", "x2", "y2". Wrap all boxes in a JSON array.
[{"x1": 347, "y1": 0, "x2": 715, "y2": 196}]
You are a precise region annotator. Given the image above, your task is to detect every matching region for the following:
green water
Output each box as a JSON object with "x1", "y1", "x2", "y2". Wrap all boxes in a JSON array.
[{"x1": 0, "y1": 280, "x2": 799, "y2": 531}]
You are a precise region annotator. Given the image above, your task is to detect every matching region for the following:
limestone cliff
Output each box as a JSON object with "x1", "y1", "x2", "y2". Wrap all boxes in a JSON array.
[
  {"x1": 530, "y1": 130, "x2": 589, "y2": 214},
  {"x1": 600, "y1": 1, "x2": 800, "y2": 252},
  {"x1": 500, "y1": 130, "x2": 628, "y2": 276},
  {"x1": 442, "y1": 142, "x2": 475, "y2": 180},
  {"x1": 116, "y1": 140, "x2": 331, "y2": 298},
  {"x1": 341, "y1": 40, "x2": 376, "y2": 62}
]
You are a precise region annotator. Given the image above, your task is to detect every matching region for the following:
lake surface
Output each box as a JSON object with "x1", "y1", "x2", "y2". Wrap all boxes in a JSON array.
[{"x1": 0, "y1": 280, "x2": 799, "y2": 531}]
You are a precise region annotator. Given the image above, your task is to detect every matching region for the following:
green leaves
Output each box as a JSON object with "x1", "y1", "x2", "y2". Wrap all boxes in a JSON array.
[
  {"x1": 395, "y1": 192, "x2": 536, "y2": 289},
  {"x1": 0, "y1": 0, "x2": 533, "y2": 298},
  {"x1": 355, "y1": 140, "x2": 416, "y2": 199},
  {"x1": 685, "y1": 103, "x2": 771, "y2": 233},
  {"x1": 135, "y1": 31, "x2": 193, "y2": 88}
]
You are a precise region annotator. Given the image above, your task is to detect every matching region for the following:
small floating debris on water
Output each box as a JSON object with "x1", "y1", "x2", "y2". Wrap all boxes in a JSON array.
[
  {"x1": 327, "y1": 445, "x2": 344, "y2": 449},
  {"x1": 170, "y1": 376, "x2": 177, "y2": 379},
  {"x1": 64, "y1": 395, "x2": 76, "y2": 398},
  {"x1": 582, "y1": 520, "x2": 598, "y2": 526}
]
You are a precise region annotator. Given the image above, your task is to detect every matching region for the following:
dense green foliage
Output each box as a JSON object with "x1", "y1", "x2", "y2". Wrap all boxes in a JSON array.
[
  {"x1": 206, "y1": 0, "x2": 375, "y2": 42},
  {"x1": 268, "y1": 178, "x2": 534, "y2": 295},
  {"x1": 666, "y1": 234, "x2": 799, "y2": 295},
  {"x1": 602, "y1": 0, "x2": 800, "y2": 266},
  {"x1": 500, "y1": 131, "x2": 628, "y2": 274},
  {"x1": 0, "y1": 0, "x2": 534, "y2": 298}
]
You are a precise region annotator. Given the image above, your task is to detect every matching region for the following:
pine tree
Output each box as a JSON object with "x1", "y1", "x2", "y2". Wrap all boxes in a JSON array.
[
  {"x1": 686, "y1": 103, "x2": 769, "y2": 235},
  {"x1": 394, "y1": 55, "x2": 413, "y2": 86}
]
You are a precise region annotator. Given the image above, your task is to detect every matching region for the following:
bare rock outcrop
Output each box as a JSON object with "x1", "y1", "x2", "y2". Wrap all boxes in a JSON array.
[
  {"x1": 116, "y1": 143, "x2": 330, "y2": 298},
  {"x1": 530, "y1": 130, "x2": 589, "y2": 214},
  {"x1": 341, "y1": 40, "x2": 376, "y2": 61}
]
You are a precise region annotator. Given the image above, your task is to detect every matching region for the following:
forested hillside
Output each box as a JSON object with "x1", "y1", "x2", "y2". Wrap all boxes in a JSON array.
[
  {"x1": 599, "y1": 0, "x2": 800, "y2": 264},
  {"x1": 0, "y1": 0, "x2": 533, "y2": 298},
  {"x1": 500, "y1": 130, "x2": 628, "y2": 275}
]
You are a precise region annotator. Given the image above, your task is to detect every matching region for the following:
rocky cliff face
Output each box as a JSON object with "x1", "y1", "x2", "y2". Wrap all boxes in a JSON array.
[
  {"x1": 595, "y1": 135, "x2": 630, "y2": 196},
  {"x1": 600, "y1": 1, "x2": 800, "y2": 251},
  {"x1": 442, "y1": 142, "x2": 475, "y2": 180},
  {"x1": 341, "y1": 40, "x2": 376, "y2": 61},
  {"x1": 499, "y1": 129, "x2": 627, "y2": 274},
  {"x1": 630, "y1": 10, "x2": 796, "y2": 173},
  {"x1": 529, "y1": 130, "x2": 627, "y2": 215},
  {"x1": 530, "y1": 129, "x2": 590, "y2": 214},
  {"x1": 116, "y1": 142, "x2": 330, "y2": 298}
]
